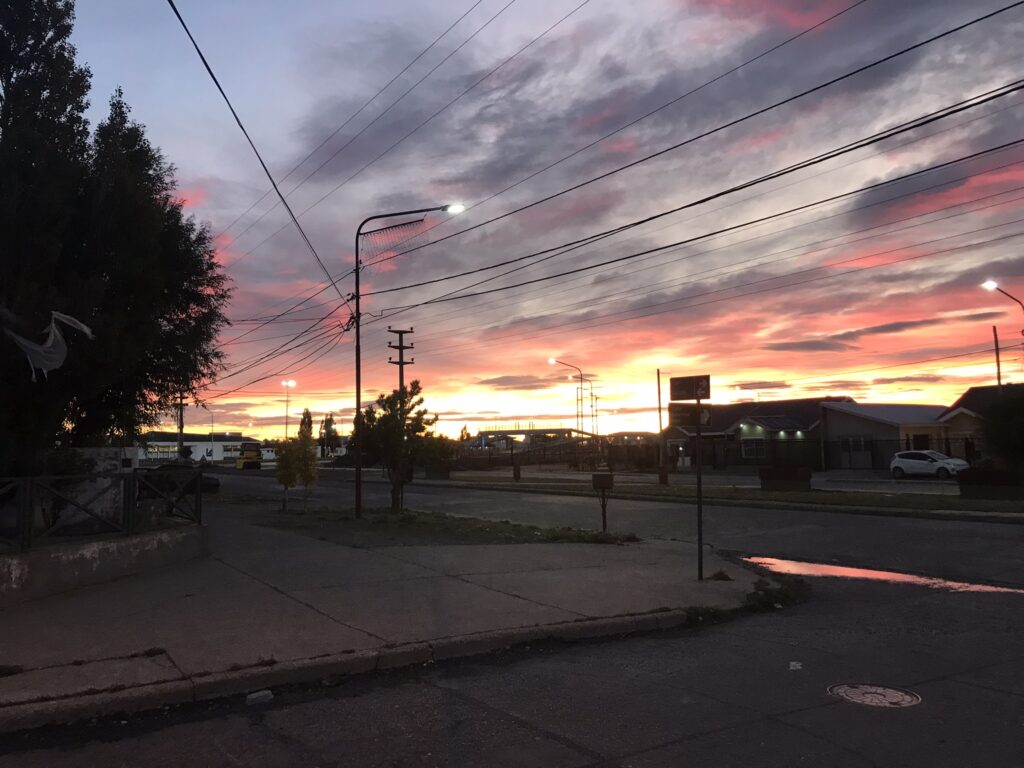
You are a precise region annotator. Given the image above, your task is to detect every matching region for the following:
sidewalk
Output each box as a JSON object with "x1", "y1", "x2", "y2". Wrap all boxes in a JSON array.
[{"x1": 0, "y1": 503, "x2": 763, "y2": 732}]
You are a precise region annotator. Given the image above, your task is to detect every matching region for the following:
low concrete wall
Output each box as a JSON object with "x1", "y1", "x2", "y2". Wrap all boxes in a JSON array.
[{"x1": 0, "y1": 526, "x2": 208, "y2": 607}]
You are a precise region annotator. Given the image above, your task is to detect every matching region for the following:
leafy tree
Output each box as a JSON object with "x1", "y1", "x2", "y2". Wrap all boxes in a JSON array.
[
  {"x1": 351, "y1": 380, "x2": 437, "y2": 512},
  {"x1": 320, "y1": 412, "x2": 340, "y2": 455},
  {"x1": 0, "y1": 2, "x2": 231, "y2": 475},
  {"x1": 458, "y1": 424, "x2": 472, "y2": 443},
  {"x1": 296, "y1": 408, "x2": 318, "y2": 508},
  {"x1": 276, "y1": 439, "x2": 299, "y2": 513}
]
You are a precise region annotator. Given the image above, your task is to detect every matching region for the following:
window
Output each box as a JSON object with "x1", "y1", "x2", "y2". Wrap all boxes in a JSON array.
[{"x1": 741, "y1": 439, "x2": 767, "y2": 459}]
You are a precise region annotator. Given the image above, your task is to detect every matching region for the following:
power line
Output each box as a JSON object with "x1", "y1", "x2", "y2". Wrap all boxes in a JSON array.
[
  {"x1": 403, "y1": 183, "x2": 1024, "y2": 344},
  {"x1": 256, "y1": 92, "x2": 1024, "y2": 325},
  {"x1": 231, "y1": 0, "x2": 596, "y2": 259},
  {"x1": 380, "y1": 0, "x2": 1024, "y2": 263},
  {"x1": 164, "y1": 0, "x2": 351, "y2": 313},
  {"x1": 228, "y1": 0, "x2": 523, "y2": 248},
  {"x1": 360, "y1": 77, "x2": 1024, "y2": 303},
  {"x1": 215, "y1": 0, "x2": 487, "y2": 239},
  {"x1": 375, "y1": 132, "x2": 1024, "y2": 310},
  {"x1": 362, "y1": 0, "x2": 871, "y2": 264},
  {"x1": 410, "y1": 226, "x2": 1024, "y2": 356}
]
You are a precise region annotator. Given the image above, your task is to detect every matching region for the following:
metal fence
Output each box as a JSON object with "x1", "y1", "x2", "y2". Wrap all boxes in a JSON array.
[
  {"x1": 822, "y1": 437, "x2": 983, "y2": 471},
  {"x1": 0, "y1": 468, "x2": 203, "y2": 553}
]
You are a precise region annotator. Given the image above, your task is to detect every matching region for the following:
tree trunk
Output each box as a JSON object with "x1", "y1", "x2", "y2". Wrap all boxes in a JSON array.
[{"x1": 390, "y1": 471, "x2": 401, "y2": 513}]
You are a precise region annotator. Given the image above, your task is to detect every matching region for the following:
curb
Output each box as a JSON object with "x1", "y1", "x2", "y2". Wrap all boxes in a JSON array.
[
  {"x1": 415, "y1": 480, "x2": 1024, "y2": 526},
  {"x1": 0, "y1": 608, "x2": 708, "y2": 733}
]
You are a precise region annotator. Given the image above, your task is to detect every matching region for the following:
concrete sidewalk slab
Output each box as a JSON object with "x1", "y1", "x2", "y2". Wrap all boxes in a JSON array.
[
  {"x1": 0, "y1": 502, "x2": 774, "y2": 731},
  {"x1": 385, "y1": 541, "x2": 674, "y2": 576},
  {"x1": 292, "y1": 574, "x2": 580, "y2": 643}
]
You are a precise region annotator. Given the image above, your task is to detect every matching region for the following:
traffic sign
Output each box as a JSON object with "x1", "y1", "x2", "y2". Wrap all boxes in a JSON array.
[
  {"x1": 669, "y1": 374, "x2": 710, "y2": 401},
  {"x1": 668, "y1": 403, "x2": 711, "y2": 428}
]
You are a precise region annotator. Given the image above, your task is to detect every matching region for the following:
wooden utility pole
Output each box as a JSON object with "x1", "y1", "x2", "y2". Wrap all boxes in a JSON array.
[{"x1": 388, "y1": 327, "x2": 414, "y2": 510}]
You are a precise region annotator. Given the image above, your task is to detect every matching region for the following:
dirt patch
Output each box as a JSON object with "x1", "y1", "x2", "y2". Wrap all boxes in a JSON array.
[{"x1": 254, "y1": 507, "x2": 640, "y2": 547}]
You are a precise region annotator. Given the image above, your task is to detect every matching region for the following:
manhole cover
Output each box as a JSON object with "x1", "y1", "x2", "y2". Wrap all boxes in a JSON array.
[{"x1": 827, "y1": 684, "x2": 921, "y2": 708}]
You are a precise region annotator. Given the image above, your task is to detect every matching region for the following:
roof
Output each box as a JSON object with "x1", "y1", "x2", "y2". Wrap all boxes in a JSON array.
[
  {"x1": 939, "y1": 383, "x2": 1024, "y2": 420},
  {"x1": 665, "y1": 396, "x2": 853, "y2": 436},
  {"x1": 822, "y1": 401, "x2": 946, "y2": 426},
  {"x1": 749, "y1": 415, "x2": 805, "y2": 431},
  {"x1": 143, "y1": 431, "x2": 259, "y2": 443}
]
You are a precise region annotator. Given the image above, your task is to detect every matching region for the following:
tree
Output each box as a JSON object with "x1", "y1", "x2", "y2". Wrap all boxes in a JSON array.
[
  {"x1": 276, "y1": 439, "x2": 299, "y2": 513},
  {"x1": 296, "y1": 408, "x2": 318, "y2": 508},
  {"x1": 351, "y1": 380, "x2": 437, "y2": 512},
  {"x1": 0, "y1": 3, "x2": 231, "y2": 475},
  {"x1": 320, "y1": 412, "x2": 340, "y2": 455},
  {"x1": 458, "y1": 425, "x2": 472, "y2": 443}
]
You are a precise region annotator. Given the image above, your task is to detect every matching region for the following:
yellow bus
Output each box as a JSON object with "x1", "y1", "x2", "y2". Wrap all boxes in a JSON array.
[{"x1": 236, "y1": 441, "x2": 262, "y2": 470}]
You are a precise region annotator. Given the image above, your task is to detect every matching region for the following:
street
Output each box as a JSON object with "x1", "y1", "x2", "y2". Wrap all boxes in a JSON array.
[
  {"x1": 224, "y1": 471, "x2": 1024, "y2": 587},
  {"x1": 4, "y1": 476, "x2": 1023, "y2": 766},
  {"x1": 6, "y1": 567, "x2": 1023, "y2": 766}
]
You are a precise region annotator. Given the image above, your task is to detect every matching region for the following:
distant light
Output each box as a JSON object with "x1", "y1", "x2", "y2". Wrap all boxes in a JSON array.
[
  {"x1": 281, "y1": 379, "x2": 296, "y2": 388},
  {"x1": 445, "y1": 202, "x2": 466, "y2": 214},
  {"x1": 982, "y1": 279, "x2": 999, "y2": 291},
  {"x1": 547, "y1": 357, "x2": 557, "y2": 365}
]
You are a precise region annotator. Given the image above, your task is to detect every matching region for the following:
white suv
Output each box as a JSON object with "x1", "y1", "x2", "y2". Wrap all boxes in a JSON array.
[{"x1": 890, "y1": 450, "x2": 969, "y2": 479}]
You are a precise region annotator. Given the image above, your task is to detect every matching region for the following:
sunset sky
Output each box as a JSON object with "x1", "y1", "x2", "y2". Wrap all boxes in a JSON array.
[{"x1": 70, "y1": 0, "x2": 1024, "y2": 439}]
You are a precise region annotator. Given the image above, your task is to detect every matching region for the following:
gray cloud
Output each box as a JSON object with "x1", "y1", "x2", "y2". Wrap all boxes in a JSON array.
[
  {"x1": 763, "y1": 340, "x2": 857, "y2": 352},
  {"x1": 734, "y1": 380, "x2": 790, "y2": 390}
]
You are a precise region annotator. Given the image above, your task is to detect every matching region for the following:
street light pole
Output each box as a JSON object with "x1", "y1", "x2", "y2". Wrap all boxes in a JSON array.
[
  {"x1": 548, "y1": 357, "x2": 584, "y2": 469},
  {"x1": 982, "y1": 279, "x2": 1024, "y2": 389},
  {"x1": 353, "y1": 203, "x2": 463, "y2": 520},
  {"x1": 281, "y1": 379, "x2": 296, "y2": 439}
]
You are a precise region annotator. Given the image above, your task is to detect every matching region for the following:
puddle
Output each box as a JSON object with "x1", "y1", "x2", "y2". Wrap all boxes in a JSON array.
[{"x1": 745, "y1": 557, "x2": 1024, "y2": 594}]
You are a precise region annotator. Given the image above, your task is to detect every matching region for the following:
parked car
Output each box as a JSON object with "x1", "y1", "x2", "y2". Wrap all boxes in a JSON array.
[
  {"x1": 890, "y1": 450, "x2": 969, "y2": 479},
  {"x1": 139, "y1": 463, "x2": 221, "y2": 496}
]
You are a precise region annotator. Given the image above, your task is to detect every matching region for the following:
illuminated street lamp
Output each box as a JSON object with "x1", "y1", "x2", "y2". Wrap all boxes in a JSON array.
[
  {"x1": 353, "y1": 203, "x2": 464, "y2": 519},
  {"x1": 549, "y1": 357, "x2": 586, "y2": 464},
  {"x1": 981, "y1": 279, "x2": 1024, "y2": 388},
  {"x1": 982, "y1": 279, "x2": 1024, "y2": 314},
  {"x1": 281, "y1": 379, "x2": 296, "y2": 439}
]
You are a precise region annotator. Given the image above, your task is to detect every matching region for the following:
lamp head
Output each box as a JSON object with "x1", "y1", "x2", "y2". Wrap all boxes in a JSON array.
[
  {"x1": 444, "y1": 202, "x2": 466, "y2": 214},
  {"x1": 547, "y1": 357, "x2": 557, "y2": 365},
  {"x1": 281, "y1": 379, "x2": 296, "y2": 388},
  {"x1": 982, "y1": 279, "x2": 999, "y2": 291}
]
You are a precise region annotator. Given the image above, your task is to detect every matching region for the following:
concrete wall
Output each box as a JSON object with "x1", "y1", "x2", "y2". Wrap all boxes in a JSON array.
[{"x1": 0, "y1": 526, "x2": 208, "y2": 607}]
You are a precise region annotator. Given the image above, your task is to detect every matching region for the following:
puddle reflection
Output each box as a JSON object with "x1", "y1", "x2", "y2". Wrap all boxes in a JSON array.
[{"x1": 745, "y1": 557, "x2": 1024, "y2": 594}]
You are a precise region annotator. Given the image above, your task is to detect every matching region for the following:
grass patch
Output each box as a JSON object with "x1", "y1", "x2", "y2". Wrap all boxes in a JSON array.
[{"x1": 272, "y1": 506, "x2": 640, "y2": 546}]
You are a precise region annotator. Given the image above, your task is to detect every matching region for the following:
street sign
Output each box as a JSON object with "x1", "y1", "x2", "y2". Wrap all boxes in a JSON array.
[
  {"x1": 667, "y1": 403, "x2": 710, "y2": 429},
  {"x1": 669, "y1": 374, "x2": 710, "y2": 401}
]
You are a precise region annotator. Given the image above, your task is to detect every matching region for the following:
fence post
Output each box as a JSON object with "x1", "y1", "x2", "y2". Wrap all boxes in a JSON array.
[
  {"x1": 195, "y1": 468, "x2": 203, "y2": 524},
  {"x1": 124, "y1": 471, "x2": 136, "y2": 535},
  {"x1": 19, "y1": 478, "x2": 32, "y2": 551}
]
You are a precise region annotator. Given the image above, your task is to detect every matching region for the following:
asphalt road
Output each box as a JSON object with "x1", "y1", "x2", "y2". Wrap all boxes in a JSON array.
[
  {"x1": 220, "y1": 471, "x2": 1024, "y2": 587},
  {"x1": 6, "y1": 576, "x2": 1022, "y2": 767},
  {"x1": 7, "y1": 472, "x2": 1021, "y2": 766}
]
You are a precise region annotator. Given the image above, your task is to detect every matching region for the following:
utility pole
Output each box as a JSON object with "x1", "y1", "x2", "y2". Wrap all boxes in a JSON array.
[
  {"x1": 993, "y1": 325, "x2": 1003, "y2": 389},
  {"x1": 176, "y1": 393, "x2": 184, "y2": 460},
  {"x1": 388, "y1": 327, "x2": 414, "y2": 510}
]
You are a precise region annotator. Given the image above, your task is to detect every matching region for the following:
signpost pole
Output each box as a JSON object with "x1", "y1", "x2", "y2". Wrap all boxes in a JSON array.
[{"x1": 695, "y1": 396, "x2": 703, "y2": 581}]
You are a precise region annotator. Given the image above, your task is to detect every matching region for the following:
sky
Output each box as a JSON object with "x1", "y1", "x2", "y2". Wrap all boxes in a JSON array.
[{"x1": 70, "y1": 0, "x2": 1024, "y2": 439}]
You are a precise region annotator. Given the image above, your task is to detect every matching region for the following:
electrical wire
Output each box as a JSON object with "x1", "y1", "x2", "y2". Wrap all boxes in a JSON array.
[
  {"x1": 376, "y1": 0, "x2": 1024, "y2": 265},
  {"x1": 216, "y1": 0, "x2": 487, "y2": 239},
  {"x1": 165, "y1": 0, "x2": 351, "y2": 312}
]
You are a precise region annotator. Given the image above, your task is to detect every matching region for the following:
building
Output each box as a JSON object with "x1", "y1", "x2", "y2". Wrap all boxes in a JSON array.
[
  {"x1": 141, "y1": 431, "x2": 261, "y2": 462},
  {"x1": 820, "y1": 402, "x2": 948, "y2": 469},
  {"x1": 664, "y1": 397, "x2": 853, "y2": 470}
]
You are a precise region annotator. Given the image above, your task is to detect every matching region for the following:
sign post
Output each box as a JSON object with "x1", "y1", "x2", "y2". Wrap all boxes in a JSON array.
[
  {"x1": 592, "y1": 473, "x2": 613, "y2": 533},
  {"x1": 668, "y1": 375, "x2": 710, "y2": 581}
]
